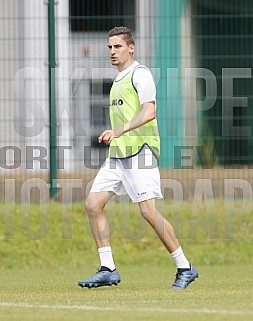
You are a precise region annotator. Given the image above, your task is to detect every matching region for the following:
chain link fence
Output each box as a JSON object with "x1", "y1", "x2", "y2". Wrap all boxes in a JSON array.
[{"x1": 1, "y1": 0, "x2": 253, "y2": 201}]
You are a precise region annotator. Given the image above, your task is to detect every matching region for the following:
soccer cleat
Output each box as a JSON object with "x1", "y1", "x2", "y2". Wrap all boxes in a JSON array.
[
  {"x1": 171, "y1": 265, "x2": 198, "y2": 290},
  {"x1": 78, "y1": 267, "x2": 121, "y2": 288}
]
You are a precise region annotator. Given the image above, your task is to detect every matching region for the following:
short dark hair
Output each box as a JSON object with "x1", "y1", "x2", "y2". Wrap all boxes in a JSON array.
[{"x1": 108, "y1": 26, "x2": 135, "y2": 46}]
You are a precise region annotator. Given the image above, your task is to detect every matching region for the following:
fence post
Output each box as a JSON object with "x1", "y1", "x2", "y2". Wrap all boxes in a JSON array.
[
  {"x1": 47, "y1": 0, "x2": 57, "y2": 198},
  {"x1": 155, "y1": 0, "x2": 186, "y2": 168}
]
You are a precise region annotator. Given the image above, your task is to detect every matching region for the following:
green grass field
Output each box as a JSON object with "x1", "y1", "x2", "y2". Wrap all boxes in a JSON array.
[{"x1": 0, "y1": 200, "x2": 253, "y2": 320}]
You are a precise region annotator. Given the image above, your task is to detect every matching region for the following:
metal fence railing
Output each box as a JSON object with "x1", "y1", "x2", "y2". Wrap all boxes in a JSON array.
[{"x1": 1, "y1": 0, "x2": 253, "y2": 201}]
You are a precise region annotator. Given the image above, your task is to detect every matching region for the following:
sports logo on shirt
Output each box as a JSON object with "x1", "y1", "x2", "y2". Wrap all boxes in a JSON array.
[{"x1": 111, "y1": 99, "x2": 124, "y2": 106}]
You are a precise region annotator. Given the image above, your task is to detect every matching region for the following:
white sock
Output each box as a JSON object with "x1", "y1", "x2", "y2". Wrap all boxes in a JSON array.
[
  {"x1": 98, "y1": 246, "x2": 116, "y2": 271},
  {"x1": 171, "y1": 246, "x2": 190, "y2": 269}
]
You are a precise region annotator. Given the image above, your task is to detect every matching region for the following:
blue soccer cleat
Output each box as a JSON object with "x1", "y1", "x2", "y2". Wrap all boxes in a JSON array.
[
  {"x1": 78, "y1": 267, "x2": 121, "y2": 288},
  {"x1": 171, "y1": 265, "x2": 198, "y2": 289}
]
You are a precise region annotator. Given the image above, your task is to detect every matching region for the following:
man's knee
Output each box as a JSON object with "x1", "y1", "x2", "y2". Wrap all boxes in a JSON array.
[
  {"x1": 85, "y1": 197, "x2": 101, "y2": 217},
  {"x1": 139, "y1": 200, "x2": 156, "y2": 221},
  {"x1": 85, "y1": 192, "x2": 109, "y2": 217}
]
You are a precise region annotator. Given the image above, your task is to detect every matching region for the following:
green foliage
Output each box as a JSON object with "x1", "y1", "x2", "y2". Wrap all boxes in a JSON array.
[
  {"x1": 0, "y1": 199, "x2": 253, "y2": 269},
  {"x1": 0, "y1": 200, "x2": 253, "y2": 320}
]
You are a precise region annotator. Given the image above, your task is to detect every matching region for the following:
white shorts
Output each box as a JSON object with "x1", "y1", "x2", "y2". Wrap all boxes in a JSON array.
[{"x1": 90, "y1": 146, "x2": 163, "y2": 203}]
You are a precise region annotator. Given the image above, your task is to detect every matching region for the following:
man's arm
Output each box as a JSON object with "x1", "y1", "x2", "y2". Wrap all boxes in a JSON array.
[{"x1": 98, "y1": 102, "x2": 156, "y2": 144}]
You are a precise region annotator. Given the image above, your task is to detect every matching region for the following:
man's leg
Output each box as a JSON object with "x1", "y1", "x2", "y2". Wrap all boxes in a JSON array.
[
  {"x1": 85, "y1": 191, "x2": 114, "y2": 248},
  {"x1": 138, "y1": 198, "x2": 181, "y2": 253},
  {"x1": 138, "y1": 198, "x2": 198, "y2": 289},
  {"x1": 78, "y1": 191, "x2": 121, "y2": 288}
]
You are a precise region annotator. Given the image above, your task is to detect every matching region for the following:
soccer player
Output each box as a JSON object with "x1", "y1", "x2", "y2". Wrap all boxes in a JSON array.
[{"x1": 78, "y1": 26, "x2": 198, "y2": 289}]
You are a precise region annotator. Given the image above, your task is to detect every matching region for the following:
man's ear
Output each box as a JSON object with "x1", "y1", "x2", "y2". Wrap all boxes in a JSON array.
[{"x1": 129, "y1": 44, "x2": 135, "y2": 54}]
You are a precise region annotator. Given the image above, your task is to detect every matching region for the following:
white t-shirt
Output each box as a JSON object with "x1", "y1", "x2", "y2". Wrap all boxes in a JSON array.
[{"x1": 115, "y1": 61, "x2": 156, "y2": 106}]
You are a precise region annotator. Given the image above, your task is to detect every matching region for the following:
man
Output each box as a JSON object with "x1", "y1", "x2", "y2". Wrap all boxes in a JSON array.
[{"x1": 78, "y1": 26, "x2": 198, "y2": 290}]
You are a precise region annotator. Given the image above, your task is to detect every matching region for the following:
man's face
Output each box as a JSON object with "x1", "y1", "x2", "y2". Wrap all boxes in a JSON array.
[{"x1": 107, "y1": 35, "x2": 134, "y2": 71}]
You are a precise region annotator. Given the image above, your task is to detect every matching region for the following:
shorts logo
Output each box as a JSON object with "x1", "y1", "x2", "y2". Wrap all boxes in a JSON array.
[
  {"x1": 111, "y1": 99, "x2": 124, "y2": 106},
  {"x1": 138, "y1": 191, "x2": 147, "y2": 196}
]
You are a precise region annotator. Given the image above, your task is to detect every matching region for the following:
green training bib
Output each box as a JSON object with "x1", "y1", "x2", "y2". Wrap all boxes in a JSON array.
[{"x1": 109, "y1": 66, "x2": 160, "y2": 159}]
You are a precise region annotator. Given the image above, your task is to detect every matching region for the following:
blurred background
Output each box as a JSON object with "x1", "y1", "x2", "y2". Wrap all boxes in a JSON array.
[{"x1": 1, "y1": 0, "x2": 253, "y2": 201}]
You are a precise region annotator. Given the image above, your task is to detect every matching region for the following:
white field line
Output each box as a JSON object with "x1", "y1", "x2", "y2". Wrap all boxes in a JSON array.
[{"x1": 0, "y1": 302, "x2": 253, "y2": 315}]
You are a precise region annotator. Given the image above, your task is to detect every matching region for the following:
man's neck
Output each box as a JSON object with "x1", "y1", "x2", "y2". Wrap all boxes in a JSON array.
[{"x1": 117, "y1": 59, "x2": 134, "y2": 72}]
